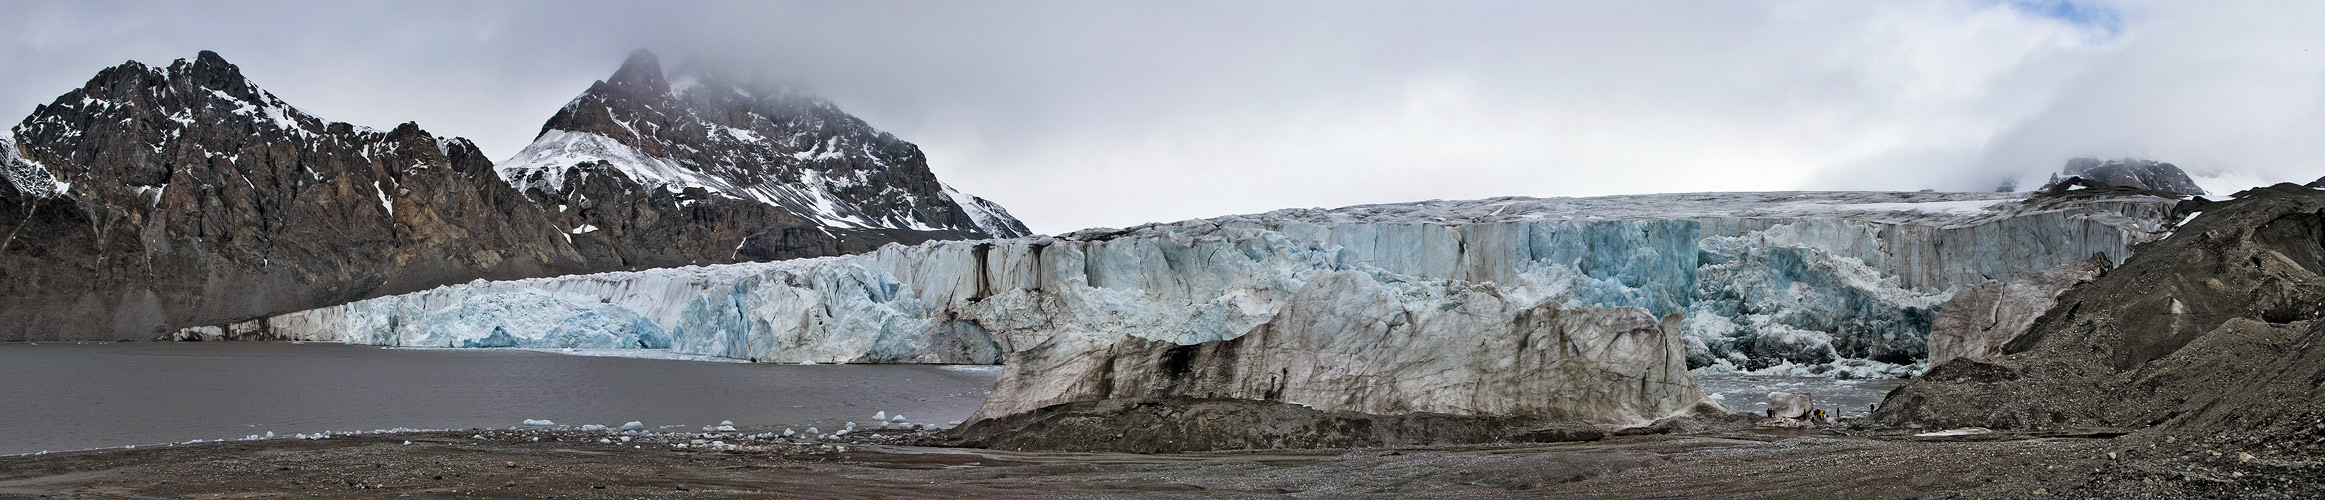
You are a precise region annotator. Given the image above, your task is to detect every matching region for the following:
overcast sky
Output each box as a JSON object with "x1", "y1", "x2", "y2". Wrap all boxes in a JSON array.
[{"x1": 3, "y1": 1, "x2": 2320, "y2": 233}]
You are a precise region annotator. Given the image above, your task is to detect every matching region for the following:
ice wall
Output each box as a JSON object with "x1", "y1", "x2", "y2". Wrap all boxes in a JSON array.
[{"x1": 267, "y1": 191, "x2": 2173, "y2": 377}]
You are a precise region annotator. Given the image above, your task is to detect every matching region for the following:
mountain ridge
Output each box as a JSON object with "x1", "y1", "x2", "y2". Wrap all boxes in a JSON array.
[{"x1": 0, "y1": 50, "x2": 1029, "y2": 340}]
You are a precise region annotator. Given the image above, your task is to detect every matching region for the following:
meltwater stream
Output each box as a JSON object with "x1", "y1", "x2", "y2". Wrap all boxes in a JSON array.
[{"x1": 0, "y1": 342, "x2": 998, "y2": 456}]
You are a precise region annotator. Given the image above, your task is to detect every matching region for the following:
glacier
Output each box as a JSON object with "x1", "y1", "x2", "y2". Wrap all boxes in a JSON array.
[{"x1": 260, "y1": 190, "x2": 2175, "y2": 424}]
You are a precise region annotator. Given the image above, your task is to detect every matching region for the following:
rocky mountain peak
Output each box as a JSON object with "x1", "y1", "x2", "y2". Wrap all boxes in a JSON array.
[
  {"x1": 183, "y1": 50, "x2": 258, "y2": 100},
  {"x1": 2040, "y1": 157, "x2": 2206, "y2": 195},
  {"x1": 12, "y1": 52, "x2": 345, "y2": 194},
  {"x1": 605, "y1": 49, "x2": 671, "y2": 96},
  {"x1": 500, "y1": 50, "x2": 1029, "y2": 239},
  {"x1": 0, "y1": 51, "x2": 585, "y2": 340}
]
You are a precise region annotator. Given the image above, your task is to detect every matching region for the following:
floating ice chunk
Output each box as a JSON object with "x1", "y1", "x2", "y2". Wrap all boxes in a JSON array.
[
  {"x1": 719, "y1": 420, "x2": 734, "y2": 426},
  {"x1": 782, "y1": 428, "x2": 796, "y2": 437},
  {"x1": 264, "y1": 431, "x2": 275, "y2": 438},
  {"x1": 873, "y1": 411, "x2": 887, "y2": 421},
  {"x1": 799, "y1": 361, "x2": 817, "y2": 365},
  {"x1": 889, "y1": 415, "x2": 906, "y2": 422},
  {"x1": 522, "y1": 419, "x2": 555, "y2": 426},
  {"x1": 619, "y1": 421, "x2": 646, "y2": 431},
  {"x1": 578, "y1": 424, "x2": 608, "y2": 431},
  {"x1": 804, "y1": 427, "x2": 819, "y2": 434}
]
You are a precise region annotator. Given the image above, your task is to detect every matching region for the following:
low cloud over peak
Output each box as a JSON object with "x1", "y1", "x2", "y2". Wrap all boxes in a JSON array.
[{"x1": 4, "y1": 1, "x2": 2318, "y2": 233}]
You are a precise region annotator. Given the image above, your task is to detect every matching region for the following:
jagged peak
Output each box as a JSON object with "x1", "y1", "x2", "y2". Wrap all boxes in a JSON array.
[
  {"x1": 11, "y1": 51, "x2": 493, "y2": 189},
  {"x1": 505, "y1": 50, "x2": 1032, "y2": 238},
  {"x1": 606, "y1": 49, "x2": 670, "y2": 96},
  {"x1": 190, "y1": 50, "x2": 237, "y2": 78},
  {"x1": 169, "y1": 50, "x2": 267, "y2": 102}
]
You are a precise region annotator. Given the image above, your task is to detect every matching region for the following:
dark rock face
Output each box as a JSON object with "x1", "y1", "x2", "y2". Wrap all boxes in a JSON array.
[
  {"x1": 0, "y1": 51, "x2": 1030, "y2": 340},
  {"x1": 941, "y1": 398, "x2": 1605, "y2": 453},
  {"x1": 0, "y1": 52, "x2": 589, "y2": 340},
  {"x1": 497, "y1": 50, "x2": 1028, "y2": 269},
  {"x1": 2041, "y1": 158, "x2": 2207, "y2": 195},
  {"x1": 1874, "y1": 183, "x2": 2325, "y2": 455}
]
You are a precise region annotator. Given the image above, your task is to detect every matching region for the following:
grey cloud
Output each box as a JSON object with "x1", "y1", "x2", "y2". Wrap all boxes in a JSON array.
[{"x1": 4, "y1": 1, "x2": 2319, "y2": 233}]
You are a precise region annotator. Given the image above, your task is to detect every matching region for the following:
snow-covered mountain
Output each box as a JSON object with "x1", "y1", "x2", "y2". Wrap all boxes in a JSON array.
[
  {"x1": 494, "y1": 50, "x2": 1027, "y2": 269},
  {"x1": 0, "y1": 51, "x2": 1031, "y2": 340}
]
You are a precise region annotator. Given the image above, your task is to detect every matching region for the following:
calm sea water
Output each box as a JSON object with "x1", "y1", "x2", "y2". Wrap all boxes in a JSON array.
[
  {"x1": 0, "y1": 342, "x2": 1910, "y2": 456},
  {"x1": 0, "y1": 342, "x2": 998, "y2": 455}
]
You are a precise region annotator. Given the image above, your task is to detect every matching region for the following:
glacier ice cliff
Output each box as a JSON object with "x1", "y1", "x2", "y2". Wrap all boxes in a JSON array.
[{"x1": 266, "y1": 191, "x2": 2176, "y2": 425}]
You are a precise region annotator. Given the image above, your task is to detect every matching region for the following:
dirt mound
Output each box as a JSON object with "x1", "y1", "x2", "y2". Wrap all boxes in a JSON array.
[
  {"x1": 1874, "y1": 183, "x2": 2325, "y2": 455},
  {"x1": 939, "y1": 398, "x2": 1605, "y2": 453}
]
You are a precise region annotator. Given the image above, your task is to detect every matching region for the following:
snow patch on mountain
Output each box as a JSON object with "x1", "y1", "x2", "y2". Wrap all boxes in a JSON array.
[
  {"x1": 496, "y1": 129, "x2": 909, "y2": 229},
  {"x1": 500, "y1": 130, "x2": 702, "y2": 194},
  {"x1": 2187, "y1": 170, "x2": 2278, "y2": 198},
  {"x1": 499, "y1": 129, "x2": 953, "y2": 230},
  {"x1": 943, "y1": 184, "x2": 1029, "y2": 237},
  {"x1": 1, "y1": 138, "x2": 63, "y2": 198}
]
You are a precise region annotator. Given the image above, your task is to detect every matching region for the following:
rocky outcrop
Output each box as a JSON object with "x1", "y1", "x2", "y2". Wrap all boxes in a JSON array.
[
  {"x1": 0, "y1": 51, "x2": 589, "y2": 341},
  {"x1": 2041, "y1": 158, "x2": 2206, "y2": 195},
  {"x1": 0, "y1": 51, "x2": 1028, "y2": 341},
  {"x1": 1924, "y1": 257, "x2": 2105, "y2": 366},
  {"x1": 1874, "y1": 184, "x2": 2325, "y2": 456},
  {"x1": 496, "y1": 50, "x2": 1027, "y2": 270}
]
